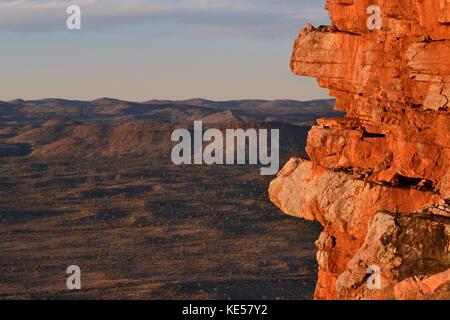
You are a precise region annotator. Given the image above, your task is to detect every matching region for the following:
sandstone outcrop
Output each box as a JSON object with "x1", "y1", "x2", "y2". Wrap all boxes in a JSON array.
[{"x1": 270, "y1": 0, "x2": 450, "y2": 299}]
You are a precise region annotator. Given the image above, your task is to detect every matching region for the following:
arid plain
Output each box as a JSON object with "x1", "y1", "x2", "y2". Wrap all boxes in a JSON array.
[{"x1": 0, "y1": 98, "x2": 339, "y2": 299}]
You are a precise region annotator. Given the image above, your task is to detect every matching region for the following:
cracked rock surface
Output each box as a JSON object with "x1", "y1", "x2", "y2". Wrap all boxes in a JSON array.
[{"x1": 269, "y1": 0, "x2": 450, "y2": 300}]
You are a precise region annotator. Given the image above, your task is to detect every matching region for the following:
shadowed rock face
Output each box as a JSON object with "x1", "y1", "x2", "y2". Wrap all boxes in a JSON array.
[{"x1": 269, "y1": 0, "x2": 450, "y2": 300}]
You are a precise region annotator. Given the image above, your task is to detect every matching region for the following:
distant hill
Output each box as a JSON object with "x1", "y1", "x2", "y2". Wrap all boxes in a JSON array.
[
  {"x1": 6, "y1": 120, "x2": 309, "y2": 159},
  {"x1": 0, "y1": 98, "x2": 340, "y2": 159},
  {"x1": 0, "y1": 98, "x2": 338, "y2": 125}
]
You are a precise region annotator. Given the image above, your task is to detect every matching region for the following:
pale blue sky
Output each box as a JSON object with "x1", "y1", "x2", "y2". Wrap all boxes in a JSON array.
[{"x1": 0, "y1": 0, "x2": 331, "y2": 101}]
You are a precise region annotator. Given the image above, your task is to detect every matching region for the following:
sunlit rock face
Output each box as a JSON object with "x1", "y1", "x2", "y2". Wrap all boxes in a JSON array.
[{"x1": 269, "y1": 0, "x2": 450, "y2": 300}]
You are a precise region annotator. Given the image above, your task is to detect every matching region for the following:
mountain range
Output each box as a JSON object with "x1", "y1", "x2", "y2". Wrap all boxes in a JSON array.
[{"x1": 0, "y1": 98, "x2": 340, "y2": 159}]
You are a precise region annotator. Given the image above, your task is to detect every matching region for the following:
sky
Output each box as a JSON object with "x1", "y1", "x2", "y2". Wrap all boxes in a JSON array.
[{"x1": 0, "y1": 0, "x2": 331, "y2": 101}]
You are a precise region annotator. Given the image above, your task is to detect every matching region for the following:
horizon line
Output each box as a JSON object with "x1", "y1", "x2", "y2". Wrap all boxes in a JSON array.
[{"x1": 1, "y1": 97, "x2": 335, "y2": 104}]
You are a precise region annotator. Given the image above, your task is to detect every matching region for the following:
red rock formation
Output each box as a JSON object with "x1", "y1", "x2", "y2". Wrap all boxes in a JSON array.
[{"x1": 269, "y1": 0, "x2": 450, "y2": 299}]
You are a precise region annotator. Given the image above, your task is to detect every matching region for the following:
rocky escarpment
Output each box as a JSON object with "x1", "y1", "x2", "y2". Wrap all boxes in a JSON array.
[{"x1": 269, "y1": 0, "x2": 450, "y2": 299}]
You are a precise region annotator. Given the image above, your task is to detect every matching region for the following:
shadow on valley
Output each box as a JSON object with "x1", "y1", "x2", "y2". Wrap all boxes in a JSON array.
[{"x1": 0, "y1": 158, "x2": 321, "y2": 299}]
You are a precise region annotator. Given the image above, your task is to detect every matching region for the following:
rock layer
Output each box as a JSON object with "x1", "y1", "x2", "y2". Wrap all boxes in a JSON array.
[{"x1": 270, "y1": 0, "x2": 450, "y2": 299}]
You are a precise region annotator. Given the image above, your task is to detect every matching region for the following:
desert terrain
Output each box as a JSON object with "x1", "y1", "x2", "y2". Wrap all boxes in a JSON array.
[{"x1": 0, "y1": 98, "x2": 340, "y2": 299}]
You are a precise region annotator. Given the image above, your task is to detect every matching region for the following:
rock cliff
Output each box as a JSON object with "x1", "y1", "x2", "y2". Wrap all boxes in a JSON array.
[{"x1": 269, "y1": 0, "x2": 450, "y2": 299}]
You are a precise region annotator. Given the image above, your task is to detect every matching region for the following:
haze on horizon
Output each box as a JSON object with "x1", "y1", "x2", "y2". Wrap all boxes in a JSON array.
[{"x1": 0, "y1": 0, "x2": 331, "y2": 101}]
